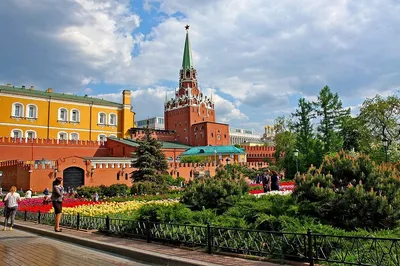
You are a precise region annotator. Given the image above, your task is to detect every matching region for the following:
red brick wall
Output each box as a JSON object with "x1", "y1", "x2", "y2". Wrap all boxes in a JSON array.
[
  {"x1": 244, "y1": 146, "x2": 275, "y2": 162},
  {"x1": 168, "y1": 161, "x2": 269, "y2": 180},
  {"x1": 0, "y1": 137, "x2": 108, "y2": 161}
]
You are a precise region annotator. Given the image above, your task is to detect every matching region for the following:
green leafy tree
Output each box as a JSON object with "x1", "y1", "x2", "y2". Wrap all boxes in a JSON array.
[
  {"x1": 131, "y1": 127, "x2": 168, "y2": 183},
  {"x1": 359, "y1": 94, "x2": 400, "y2": 162},
  {"x1": 291, "y1": 98, "x2": 316, "y2": 171},
  {"x1": 180, "y1": 156, "x2": 208, "y2": 164},
  {"x1": 273, "y1": 116, "x2": 297, "y2": 178},
  {"x1": 314, "y1": 86, "x2": 350, "y2": 154}
]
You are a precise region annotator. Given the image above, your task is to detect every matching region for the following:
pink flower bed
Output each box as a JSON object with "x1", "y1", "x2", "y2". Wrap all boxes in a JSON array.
[
  {"x1": 0, "y1": 197, "x2": 100, "y2": 213},
  {"x1": 249, "y1": 181, "x2": 295, "y2": 195}
]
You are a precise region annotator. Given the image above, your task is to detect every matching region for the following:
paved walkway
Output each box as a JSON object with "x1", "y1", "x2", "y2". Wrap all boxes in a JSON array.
[
  {"x1": 5, "y1": 220, "x2": 285, "y2": 266},
  {"x1": 0, "y1": 229, "x2": 155, "y2": 266}
]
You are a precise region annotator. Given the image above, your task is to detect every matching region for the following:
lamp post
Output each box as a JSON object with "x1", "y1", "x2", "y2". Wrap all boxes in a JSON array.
[
  {"x1": 226, "y1": 158, "x2": 231, "y2": 165},
  {"x1": 294, "y1": 149, "x2": 299, "y2": 173},
  {"x1": 382, "y1": 137, "x2": 389, "y2": 162}
]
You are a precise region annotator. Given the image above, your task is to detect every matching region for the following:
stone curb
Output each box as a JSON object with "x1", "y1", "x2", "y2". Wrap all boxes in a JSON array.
[{"x1": 12, "y1": 223, "x2": 220, "y2": 266}]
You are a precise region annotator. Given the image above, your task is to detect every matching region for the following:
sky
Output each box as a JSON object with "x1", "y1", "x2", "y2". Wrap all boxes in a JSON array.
[{"x1": 0, "y1": 0, "x2": 399, "y2": 135}]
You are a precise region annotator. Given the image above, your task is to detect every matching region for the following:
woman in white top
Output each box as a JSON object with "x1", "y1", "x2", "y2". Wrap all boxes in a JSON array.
[{"x1": 3, "y1": 186, "x2": 21, "y2": 231}]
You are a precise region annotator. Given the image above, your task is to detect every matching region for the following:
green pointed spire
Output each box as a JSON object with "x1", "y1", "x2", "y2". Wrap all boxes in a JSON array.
[{"x1": 182, "y1": 25, "x2": 193, "y2": 70}]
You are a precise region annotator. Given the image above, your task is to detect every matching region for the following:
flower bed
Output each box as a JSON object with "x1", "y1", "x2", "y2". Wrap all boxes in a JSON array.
[
  {"x1": 60, "y1": 200, "x2": 177, "y2": 217},
  {"x1": 249, "y1": 181, "x2": 295, "y2": 195},
  {"x1": 0, "y1": 197, "x2": 100, "y2": 213}
]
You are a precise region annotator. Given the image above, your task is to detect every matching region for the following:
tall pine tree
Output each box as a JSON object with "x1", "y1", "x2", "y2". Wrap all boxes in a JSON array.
[
  {"x1": 291, "y1": 98, "x2": 316, "y2": 170},
  {"x1": 314, "y1": 86, "x2": 350, "y2": 154},
  {"x1": 131, "y1": 127, "x2": 168, "y2": 183}
]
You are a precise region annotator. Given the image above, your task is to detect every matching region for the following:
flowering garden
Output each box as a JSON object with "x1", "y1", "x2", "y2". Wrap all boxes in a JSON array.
[{"x1": 2, "y1": 151, "x2": 400, "y2": 265}]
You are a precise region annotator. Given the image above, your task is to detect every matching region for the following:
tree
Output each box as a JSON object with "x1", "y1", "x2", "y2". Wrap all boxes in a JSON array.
[
  {"x1": 131, "y1": 127, "x2": 168, "y2": 183},
  {"x1": 291, "y1": 98, "x2": 316, "y2": 171},
  {"x1": 314, "y1": 86, "x2": 350, "y2": 154},
  {"x1": 360, "y1": 94, "x2": 400, "y2": 144},
  {"x1": 273, "y1": 116, "x2": 297, "y2": 178}
]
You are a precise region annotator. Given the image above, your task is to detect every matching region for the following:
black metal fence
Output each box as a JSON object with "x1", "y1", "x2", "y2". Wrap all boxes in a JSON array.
[{"x1": 4, "y1": 209, "x2": 400, "y2": 266}]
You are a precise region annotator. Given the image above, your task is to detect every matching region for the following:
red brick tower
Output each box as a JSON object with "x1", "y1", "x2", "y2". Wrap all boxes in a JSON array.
[{"x1": 164, "y1": 26, "x2": 229, "y2": 146}]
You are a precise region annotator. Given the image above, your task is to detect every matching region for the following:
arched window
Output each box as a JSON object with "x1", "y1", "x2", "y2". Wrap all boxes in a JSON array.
[
  {"x1": 11, "y1": 129, "x2": 23, "y2": 138},
  {"x1": 58, "y1": 108, "x2": 68, "y2": 121},
  {"x1": 25, "y1": 130, "x2": 37, "y2": 139},
  {"x1": 117, "y1": 172, "x2": 120, "y2": 180},
  {"x1": 98, "y1": 112, "x2": 106, "y2": 124},
  {"x1": 58, "y1": 132, "x2": 68, "y2": 140},
  {"x1": 98, "y1": 134, "x2": 107, "y2": 142},
  {"x1": 125, "y1": 173, "x2": 128, "y2": 180},
  {"x1": 26, "y1": 104, "x2": 38, "y2": 119},
  {"x1": 12, "y1": 103, "x2": 24, "y2": 117},
  {"x1": 109, "y1": 113, "x2": 117, "y2": 126},
  {"x1": 70, "y1": 132, "x2": 79, "y2": 140},
  {"x1": 70, "y1": 109, "x2": 80, "y2": 122}
]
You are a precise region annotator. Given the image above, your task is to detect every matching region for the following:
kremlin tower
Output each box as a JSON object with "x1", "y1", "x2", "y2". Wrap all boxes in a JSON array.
[{"x1": 164, "y1": 25, "x2": 229, "y2": 146}]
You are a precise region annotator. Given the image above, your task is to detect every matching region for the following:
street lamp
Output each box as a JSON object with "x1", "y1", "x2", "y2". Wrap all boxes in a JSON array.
[
  {"x1": 294, "y1": 149, "x2": 299, "y2": 173},
  {"x1": 226, "y1": 158, "x2": 231, "y2": 165},
  {"x1": 382, "y1": 137, "x2": 389, "y2": 162}
]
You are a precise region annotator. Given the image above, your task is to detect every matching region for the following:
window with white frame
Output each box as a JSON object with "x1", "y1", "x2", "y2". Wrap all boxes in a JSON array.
[
  {"x1": 109, "y1": 114, "x2": 117, "y2": 126},
  {"x1": 26, "y1": 130, "x2": 36, "y2": 139},
  {"x1": 98, "y1": 113, "x2": 106, "y2": 124},
  {"x1": 26, "y1": 104, "x2": 37, "y2": 118},
  {"x1": 70, "y1": 132, "x2": 79, "y2": 140},
  {"x1": 58, "y1": 132, "x2": 68, "y2": 140},
  {"x1": 71, "y1": 109, "x2": 80, "y2": 122},
  {"x1": 98, "y1": 134, "x2": 107, "y2": 142},
  {"x1": 12, "y1": 103, "x2": 23, "y2": 117},
  {"x1": 11, "y1": 129, "x2": 23, "y2": 138},
  {"x1": 58, "y1": 108, "x2": 68, "y2": 121}
]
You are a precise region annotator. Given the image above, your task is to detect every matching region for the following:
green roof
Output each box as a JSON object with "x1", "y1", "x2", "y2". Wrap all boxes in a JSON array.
[
  {"x1": 180, "y1": 145, "x2": 246, "y2": 156},
  {"x1": 108, "y1": 137, "x2": 139, "y2": 147},
  {"x1": 182, "y1": 30, "x2": 193, "y2": 70},
  {"x1": 108, "y1": 138, "x2": 190, "y2": 150},
  {"x1": 161, "y1": 142, "x2": 191, "y2": 149},
  {"x1": 0, "y1": 85, "x2": 121, "y2": 107}
]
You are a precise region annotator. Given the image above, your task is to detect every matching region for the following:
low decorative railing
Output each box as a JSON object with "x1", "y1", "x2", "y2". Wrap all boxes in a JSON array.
[{"x1": 4, "y1": 209, "x2": 400, "y2": 266}]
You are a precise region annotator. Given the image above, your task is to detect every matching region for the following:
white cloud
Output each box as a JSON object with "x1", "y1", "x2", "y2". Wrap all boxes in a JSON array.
[{"x1": 1, "y1": 0, "x2": 400, "y2": 133}]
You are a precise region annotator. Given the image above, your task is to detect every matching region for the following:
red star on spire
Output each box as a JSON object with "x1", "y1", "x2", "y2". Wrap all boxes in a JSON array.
[{"x1": 185, "y1": 24, "x2": 190, "y2": 30}]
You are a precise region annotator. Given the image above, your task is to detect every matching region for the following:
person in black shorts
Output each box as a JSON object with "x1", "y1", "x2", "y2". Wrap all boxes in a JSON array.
[{"x1": 51, "y1": 178, "x2": 64, "y2": 232}]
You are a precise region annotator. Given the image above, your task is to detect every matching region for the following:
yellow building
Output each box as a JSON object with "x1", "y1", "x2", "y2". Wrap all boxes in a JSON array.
[{"x1": 0, "y1": 84, "x2": 135, "y2": 140}]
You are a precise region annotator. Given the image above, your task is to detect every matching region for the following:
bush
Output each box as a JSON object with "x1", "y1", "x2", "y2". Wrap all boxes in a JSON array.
[
  {"x1": 77, "y1": 186, "x2": 101, "y2": 198},
  {"x1": 130, "y1": 181, "x2": 168, "y2": 195},
  {"x1": 294, "y1": 151, "x2": 400, "y2": 230},
  {"x1": 161, "y1": 174, "x2": 185, "y2": 187},
  {"x1": 182, "y1": 168, "x2": 249, "y2": 213}
]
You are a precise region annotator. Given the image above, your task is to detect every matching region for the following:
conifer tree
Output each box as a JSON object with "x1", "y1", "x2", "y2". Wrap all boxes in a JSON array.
[
  {"x1": 314, "y1": 86, "x2": 350, "y2": 154},
  {"x1": 131, "y1": 126, "x2": 168, "y2": 183},
  {"x1": 291, "y1": 98, "x2": 315, "y2": 170}
]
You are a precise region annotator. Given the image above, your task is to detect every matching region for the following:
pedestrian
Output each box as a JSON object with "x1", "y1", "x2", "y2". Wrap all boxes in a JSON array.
[
  {"x1": 94, "y1": 192, "x2": 99, "y2": 202},
  {"x1": 25, "y1": 188, "x2": 32, "y2": 199},
  {"x1": 51, "y1": 178, "x2": 64, "y2": 232},
  {"x1": 43, "y1": 188, "x2": 50, "y2": 205},
  {"x1": 271, "y1": 170, "x2": 280, "y2": 191},
  {"x1": 262, "y1": 169, "x2": 271, "y2": 193},
  {"x1": 2, "y1": 186, "x2": 21, "y2": 231}
]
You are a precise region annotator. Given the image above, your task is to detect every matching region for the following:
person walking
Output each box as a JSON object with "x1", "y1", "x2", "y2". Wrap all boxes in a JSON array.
[
  {"x1": 271, "y1": 170, "x2": 280, "y2": 191},
  {"x1": 262, "y1": 170, "x2": 271, "y2": 193},
  {"x1": 2, "y1": 186, "x2": 21, "y2": 231},
  {"x1": 51, "y1": 178, "x2": 64, "y2": 232}
]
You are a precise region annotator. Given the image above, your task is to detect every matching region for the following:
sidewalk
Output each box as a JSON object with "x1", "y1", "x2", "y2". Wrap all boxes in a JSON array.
[{"x1": 10, "y1": 220, "x2": 286, "y2": 266}]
